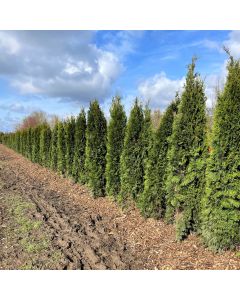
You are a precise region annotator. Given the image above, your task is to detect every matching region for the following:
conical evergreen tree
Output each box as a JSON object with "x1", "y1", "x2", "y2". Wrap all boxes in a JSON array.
[
  {"x1": 39, "y1": 123, "x2": 52, "y2": 167},
  {"x1": 72, "y1": 109, "x2": 87, "y2": 183},
  {"x1": 140, "y1": 96, "x2": 180, "y2": 218},
  {"x1": 119, "y1": 99, "x2": 145, "y2": 203},
  {"x1": 106, "y1": 97, "x2": 127, "y2": 197},
  {"x1": 165, "y1": 58, "x2": 207, "y2": 241},
  {"x1": 65, "y1": 116, "x2": 76, "y2": 177},
  {"x1": 50, "y1": 121, "x2": 59, "y2": 171},
  {"x1": 57, "y1": 121, "x2": 66, "y2": 175},
  {"x1": 16, "y1": 131, "x2": 21, "y2": 153},
  {"x1": 26, "y1": 127, "x2": 32, "y2": 160},
  {"x1": 141, "y1": 105, "x2": 152, "y2": 172},
  {"x1": 20, "y1": 130, "x2": 24, "y2": 155},
  {"x1": 201, "y1": 54, "x2": 240, "y2": 251},
  {"x1": 32, "y1": 125, "x2": 41, "y2": 164},
  {"x1": 23, "y1": 130, "x2": 26, "y2": 156},
  {"x1": 85, "y1": 100, "x2": 107, "y2": 198}
]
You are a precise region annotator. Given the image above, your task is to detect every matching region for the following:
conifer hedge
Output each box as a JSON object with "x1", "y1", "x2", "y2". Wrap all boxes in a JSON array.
[
  {"x1": 40, "y1": 123, "x2": 52, "y2": 167},
  {"x1": 165, "y1": 59, "x2": 207, "y2": 241},
  {"x1": 106, "y1": 97, "x2": 127, "y2": 197},
  {"x1": 119, "y1": 99, "x2": 145, "y2": 203},
  {"x1": 57, "y1": 121, "x2": 66, "y2": 175},
  {"x1": 32, "y1": 126, "x2": 41, "y2": 163},
  {"x1": 140, "y1": 96, "x2": 180, "y2": 218},
  {"x1": 85, "y1": 100, "x2": 107, "y2": 198},
  {"x1": 50, "y1": 122, "x2": 59, "y2": 171},
  {"x1": 201, "y1": 55, "x2": 240, "y2": 251},
  {"x1": 26, "y1": 127, "x2": 33, "y2": 161},
  {"x1": 142, "y1": 106, "x2": 152, "y2": 173},
  {"x1": 65, "y1": 117, "x2": 76, "y2": 177},
  {"x1": 72, "y1": 109, "x2": 87, "y2": 184}
]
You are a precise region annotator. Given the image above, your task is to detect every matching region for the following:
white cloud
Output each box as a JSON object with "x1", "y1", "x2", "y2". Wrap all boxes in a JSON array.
[
  {"x1": 98, "y1": 51, "x2": 122, "y2": 87},
  {"x1": 0, "y1": 31, "x2": 122, "y2": 104},
  {"x1": 64, "y1": 61, "x2": 93, "y2": 75},
  {"x1": 12, "y1": 81, "x2": 42, "y2": 94},
  {"x1": 0, "y1": 32, "x2": 21, "y2": 54},
  {"x1": 137, "y1": 61, "x2": 229, "y2": 111},
  {"x1": 138, "y1": 72, "x2": 185, "y2": 109}
]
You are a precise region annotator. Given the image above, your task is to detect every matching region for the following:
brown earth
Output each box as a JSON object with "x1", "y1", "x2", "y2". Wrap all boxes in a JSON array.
[{"x1": 0, "y1": 144, "x2": 240, "y2": 270}]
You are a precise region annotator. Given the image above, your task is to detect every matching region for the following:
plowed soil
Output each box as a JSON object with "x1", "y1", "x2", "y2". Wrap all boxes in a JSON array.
[{"x1": 0, "y1": 144, "x2": 240, "y2": 270}]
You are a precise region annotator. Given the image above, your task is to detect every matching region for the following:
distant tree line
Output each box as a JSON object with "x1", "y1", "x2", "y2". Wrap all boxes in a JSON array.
[{"x1": 1, "y1": 54, "x2": 240, "y2": 252}]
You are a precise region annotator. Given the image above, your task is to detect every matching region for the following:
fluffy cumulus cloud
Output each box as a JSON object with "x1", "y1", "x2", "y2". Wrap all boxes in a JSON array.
[
  {"x1": 137, "y1": 68, "x2": 228, "y2": 110},
  {"x1": 0, "y1": 31, "x2": 122, "y2": 103},
  {"x1": 138, "y1": 72, "x2": 185, "y2": 109}
]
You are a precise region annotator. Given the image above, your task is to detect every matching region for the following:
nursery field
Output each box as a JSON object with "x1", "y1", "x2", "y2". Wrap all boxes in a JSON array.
[{"x1": 1, "y1": 144, "x2": 240, "y2": 270}]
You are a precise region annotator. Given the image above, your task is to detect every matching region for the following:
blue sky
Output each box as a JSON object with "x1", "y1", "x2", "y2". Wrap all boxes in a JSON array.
[{"x1": 0, "y1": 30, "x2": 239, "y2": 132}]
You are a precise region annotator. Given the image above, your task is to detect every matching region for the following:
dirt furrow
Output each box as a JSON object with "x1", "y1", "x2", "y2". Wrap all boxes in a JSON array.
[{"x1": 0, "y1": 164, "x2": 135, "y2": 269}]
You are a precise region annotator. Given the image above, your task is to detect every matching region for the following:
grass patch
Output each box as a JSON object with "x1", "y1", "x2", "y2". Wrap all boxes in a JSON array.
[
  {"x1": 20, "y1": 237, "x2": 49, "y2": 253},
  {"x1": 1, "y1": 190, "x2": 64, "y2": 269},
  {"x1": 51, "y1": 250, "x2": 63, "y2": 262},
  {"x1": 18, "y1": 218, "x2": 42, "y2": 234},
  {"x1": 7, "y1": 195, "x2": 50, "y2": 254}
]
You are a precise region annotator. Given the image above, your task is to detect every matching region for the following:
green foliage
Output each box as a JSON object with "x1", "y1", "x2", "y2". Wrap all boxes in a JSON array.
[
  {"x1": 16, "y1": 131, "x2": 21, "y2": 153},
  {"x1": 50, "y1": 122, "x2": 59, "y2": 171},
  {"x1": 65, "y1": 117, "x2": 76, "y2": 177},
  {"x1": 57, "y1": 121, "x2": 66, "y2": 175},
  {"x1": 32, "y1": 126, "x2": 41, "y2": 164},
  {"x1": 142, "y1": 105, "x2": 153, "y2": 171},
  {"x1": 20, "y1": 130, "x2": 26, "y2": 155},
  {"x1": 39, "y1": 123, "x2": 52, "y2": 167},
  {"x1": 72, "y1": 109, "x2": 87, "y2": 183},
  {"x1": 165, "y1": 59, "x2": 207, "y2": 241},
  {"x1": 106, "y1": 97, "x2": 127, "y2": 197},
  {"x1": 140, "y1": 97, "x2": 180, "y2": 218},
  {"x1": 26, "y1": 128, "x2": 33, "y2": 160},
  {"x1": 119, "y1": 99, "x2": 146, "y2": 204},
  {"x1": 201, "y1": 55, "x2": 240, "y2": 251},
  {"x1": 85, "y1": 100, "x2": 107, "y2": 198}
]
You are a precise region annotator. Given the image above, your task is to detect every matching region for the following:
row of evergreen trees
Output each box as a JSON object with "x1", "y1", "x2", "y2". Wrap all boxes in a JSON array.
[{"x1": 1, "y1": 55, "x2": 240, "y2": 251}]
